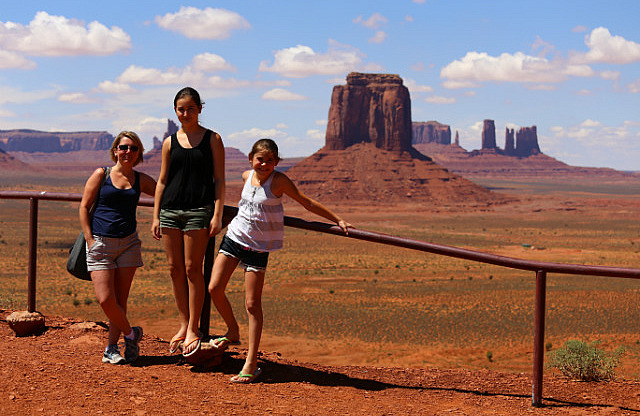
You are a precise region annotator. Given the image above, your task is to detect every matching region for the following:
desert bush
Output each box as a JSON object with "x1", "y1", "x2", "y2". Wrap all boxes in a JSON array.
[{"x1": 547, "y1": 340, "x2": 625, "y2": 381}]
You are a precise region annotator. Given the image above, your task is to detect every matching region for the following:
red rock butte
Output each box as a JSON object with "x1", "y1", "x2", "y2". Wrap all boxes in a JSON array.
[{"x1": 287, "y1": 72, "x2": 503, "y2": 205}]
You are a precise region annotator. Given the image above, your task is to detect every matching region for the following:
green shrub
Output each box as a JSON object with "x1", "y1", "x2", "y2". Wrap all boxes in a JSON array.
[{"x1": 547, "y1": 340, "x2": 625, "y2": 381}]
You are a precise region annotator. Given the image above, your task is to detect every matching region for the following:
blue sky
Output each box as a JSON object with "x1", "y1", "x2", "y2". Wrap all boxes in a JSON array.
[{"x1": 1, "y1": 1, "x2": 639, "y2": 170}]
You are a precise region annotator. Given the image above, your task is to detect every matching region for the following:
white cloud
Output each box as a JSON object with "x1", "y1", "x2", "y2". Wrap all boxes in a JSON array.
[
  {"x1": 581, "y1": 119, "x2": 602, "y2": 128},
  {"x1": 58, "y1": 92, "x2": 93, "y2": 103},
  {"x1": 227, "y1": 127, "x2": 289, "y2": 151},
  {"x1": 369, "y1": 31, "x2": 387, "y2": 44},
  {"x1": 353, "y1": 13, "x2": 387, "y2": 29},
  {"x1": 114, "y1": 54, "x2": 244, "y2": 87},
  {"x1": 0, "y1": 85, "x2": 58, "y2": 105},
  {"x1": 599, "y1": 70, "x2": 620, "y2": 81},
  {"x1": 628, "y1": 79, "x2": 640, "y2": 93},
  {"x1": 581, "y1": 27, "x2": 640, "y2": 64},
  {"x1": 261, "y1": 88, "x2": 307, "y2": 101},
  {"x1": 525, "y1": 84, "x2": 556, "y2": 91},
  {"x1": 442, "y1": 79, "x2": 479, "y2": 89},
  {"x1": 315, "y1": 119, "x2": 327, "y2": 126},
  {"x1": 404, "y1": 78, "x2": 434, "y2": 93},
  {"x1": 192, "y1": 53, "x2": 235, "y2": 72},
  {"x1": 0, "y1": 50, "x2": 36, "y2": 69},
  {"x1": 0, "y1": 109, "x2": 15, "y2": 117},
  {"x1": 306, "y1": 129, "x2": 325, "y2": 144},
  {"x1": 155, "y1": 7, "x2": 250, "y2": 40},
  {"x1": 95, "y1": 80, "x2": 136, "y2": 94},
  {"x1": 441, "y1": 51, "x2": 595, "y2": 87},
  {"x1": 572, "y1": 25, "x2": 588, "y2": 33},
  {"x1": 0, "y1": 11, "x2": 131, "y2": 57},
  {"x1": 258, "y1": 40, "x2": 382, "y2": 78},
  {"x1": 575, "y1": 89, "x2": 592, "y2": 96},
  {"x1": 425, "y1": 95, "x2": 456, "y2": 104}
]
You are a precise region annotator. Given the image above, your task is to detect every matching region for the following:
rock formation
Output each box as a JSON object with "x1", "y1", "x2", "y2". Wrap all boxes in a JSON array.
[
  {"x1": 504, "y1": 128, "x2": 515, "y2": 155},
  {"x1": 0, "y1": 129, "x2": 113, "y2": 152},
  {"x1": 151, "y1": 119, "x2": 180, "y2": 150},
  {"x1": 514, "y1": 126, "x2": 540, "y2": 157},
  {"x1": 412, "y1": 121, "x2": 451, "y2": 145},
  {"x1": 325, "y1": 72, "x2": 412, "y2": 152},
  {"x1": 481, "y1": 120, "x2": 497, "y2": 150},
  {"x1": 286, "y1": 73, "x2": 504, "y2": 205},
  {"x1": 454, "y1": 131, "x2": 460, "y2": 146}
]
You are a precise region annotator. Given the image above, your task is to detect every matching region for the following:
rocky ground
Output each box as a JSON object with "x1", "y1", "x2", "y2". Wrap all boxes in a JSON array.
[{"x1": 2, "y1": 310, "x2": 639, "y2": 415}]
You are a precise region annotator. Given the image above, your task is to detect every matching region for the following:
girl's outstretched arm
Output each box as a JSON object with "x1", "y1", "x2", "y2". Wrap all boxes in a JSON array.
[{"x1": 272, "y1": 172, "x2": 352, "y2": 234}]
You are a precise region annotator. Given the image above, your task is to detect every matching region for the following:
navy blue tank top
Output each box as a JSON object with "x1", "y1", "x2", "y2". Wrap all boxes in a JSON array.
[
  {"x1": 161, "y1": 130, "x2": 216, "y2": 210},
  {"x1": 92, "y1": 170, "x2": 141, "y2": 238}
]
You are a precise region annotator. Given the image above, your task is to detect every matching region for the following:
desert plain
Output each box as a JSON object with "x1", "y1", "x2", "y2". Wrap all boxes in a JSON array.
[{"x1": 1, "y1": 167, "x2": 639, "y2": 384}]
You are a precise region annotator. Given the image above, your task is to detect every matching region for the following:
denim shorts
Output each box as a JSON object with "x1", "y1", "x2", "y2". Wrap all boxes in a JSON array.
[
  {"x1": 218, "y1": 235, "x2": 269, "y2": 272},
  {"x1": 159, "y1": 205, "x2": 213, "y2": 232},
  {"x1": 86, "y1": 232, "x2": 143, "y2": 271}
]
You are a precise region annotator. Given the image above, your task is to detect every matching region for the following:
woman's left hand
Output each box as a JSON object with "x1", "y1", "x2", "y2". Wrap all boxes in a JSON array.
[{"x1": 337, "y1": 220, "x2": 352, "y2": 235}]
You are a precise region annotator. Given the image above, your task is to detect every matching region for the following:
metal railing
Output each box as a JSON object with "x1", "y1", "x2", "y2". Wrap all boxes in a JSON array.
[{"x1": 1, "y1": 189, "x2": 639, "y2": 407}]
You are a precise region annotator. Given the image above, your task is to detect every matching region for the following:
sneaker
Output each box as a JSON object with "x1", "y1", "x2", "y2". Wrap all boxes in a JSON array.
[
  {"x1": 124, "y1": 326, "x2": 143, "y2": 363},
  {"x1": 102, "y1": 346, "x2": 125, "y2": 365}
]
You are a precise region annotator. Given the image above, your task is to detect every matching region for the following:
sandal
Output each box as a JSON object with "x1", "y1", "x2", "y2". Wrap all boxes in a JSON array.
[
  {"x1": 169, "y1": 336, "x2": 185, "y2": 354},
  {"x1": 181, "y1": 337, "x2": 201, "y2": 357},
  {"x1": 211, "y1": 336, "x2": 240, "y2": 351},
  {"x1": 230, "y1": 367, "x2": 262, "y2": 384}
]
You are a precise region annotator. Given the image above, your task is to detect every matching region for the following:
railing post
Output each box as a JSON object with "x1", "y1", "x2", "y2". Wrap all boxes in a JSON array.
[
  {"x1": 532, "y1": 269, "x2": 547, "y2": 406},
  {"x1": 27, "y1": 197, "x2": 39, "y2": 312}
]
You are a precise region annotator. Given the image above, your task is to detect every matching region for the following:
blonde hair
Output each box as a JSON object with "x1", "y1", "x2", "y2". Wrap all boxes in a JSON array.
[{"x1": 110, "y1": 131, "x2": 144, "y2": 166}]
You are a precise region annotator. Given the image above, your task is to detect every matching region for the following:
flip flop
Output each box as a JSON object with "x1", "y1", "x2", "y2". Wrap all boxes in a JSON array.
[
  {"x1": 230, "y1": 367, "x2": 262, "y2": 384},
  {"x1": 181, "y1": 337, "x2": 201, "y2": 357},
  {"x1": 169, "y1": 336, "x2": 185, "y2": 354},
  {"x1": 211, "y1": 336, "x2": 240, "y2": 351}
]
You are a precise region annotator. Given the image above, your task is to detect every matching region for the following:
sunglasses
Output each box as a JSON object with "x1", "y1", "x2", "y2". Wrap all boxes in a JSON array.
[{"x1": 117, "y1": 144, "x2": 139, "y2": 152}]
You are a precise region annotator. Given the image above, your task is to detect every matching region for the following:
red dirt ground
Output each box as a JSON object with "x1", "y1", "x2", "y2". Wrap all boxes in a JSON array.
[{"x1": 2, "y1": 310, "x2": 639, "y2": 415}]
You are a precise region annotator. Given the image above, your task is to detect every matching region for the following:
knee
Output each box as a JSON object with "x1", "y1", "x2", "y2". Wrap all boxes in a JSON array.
[
  {"x1": 184, "y1": 261, "x2": 203, "y2": 280},
  {"x1": 167, "y1": 263, "x2": 185, "y2": 279},
  {"x1": 245, "y1": 299, "x2": 262, "y2": 316},
  {"x1": 96, "y1": 292, "x2": 115, "y2": 308},
  {"x1": 209, "y1": 281, "x2": 224, "y2": 298}
]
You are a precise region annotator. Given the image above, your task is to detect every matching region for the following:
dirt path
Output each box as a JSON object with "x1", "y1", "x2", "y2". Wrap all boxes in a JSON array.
[{"x1": 1, "y1": 311, "x2": 638, "y2": 415}]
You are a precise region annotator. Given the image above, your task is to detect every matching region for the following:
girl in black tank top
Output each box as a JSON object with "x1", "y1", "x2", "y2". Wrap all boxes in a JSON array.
[{"x1": 151, "y1": 87, "x2": 226, "y2": 358}]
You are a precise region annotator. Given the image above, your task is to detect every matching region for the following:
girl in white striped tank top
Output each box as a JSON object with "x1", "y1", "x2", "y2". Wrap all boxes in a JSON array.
[{"x1": 209, "y1": 139, "x2": 352, "y2": 383}]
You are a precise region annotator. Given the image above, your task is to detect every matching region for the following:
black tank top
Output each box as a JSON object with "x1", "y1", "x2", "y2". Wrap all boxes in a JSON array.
[{"x1": 161, "y1": 129, "x2": 216, "y2": 210}]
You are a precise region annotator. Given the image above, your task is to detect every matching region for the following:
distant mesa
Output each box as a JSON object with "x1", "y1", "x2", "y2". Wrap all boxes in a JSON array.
[
  {"x1": 0, "y1": 129, "x2": 113, "y2": 153},
  {"x1": 287, "y1": 72, "x2": 502, "y2": 205},
  {"x1": 413, "y1": 119, "x2": 635, "y2": 180},
  {"x1": 412, "y1": 121, "x2": 451, "y2": 145}
]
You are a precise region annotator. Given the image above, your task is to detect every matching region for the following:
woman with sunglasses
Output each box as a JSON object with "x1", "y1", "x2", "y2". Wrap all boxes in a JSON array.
[
  {"x1": 151, "y1": 87, "x2": 225, "y2": 357},
  {"x1": 79, "y1": 131, "x2": 157, "y2": 364}
]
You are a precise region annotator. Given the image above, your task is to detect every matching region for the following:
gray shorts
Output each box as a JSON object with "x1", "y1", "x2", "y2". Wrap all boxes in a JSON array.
[
  {"x1": 159, "y1": 205, "x2": 213, "y2": 232},
  {"x1": 86, "y1": 232, "x2": 143, "y2": 271}
]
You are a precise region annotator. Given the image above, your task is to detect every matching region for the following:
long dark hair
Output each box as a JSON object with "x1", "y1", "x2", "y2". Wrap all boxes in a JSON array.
[{"x1": 173, "y1": 87, "x2": 204, "y2": 108}]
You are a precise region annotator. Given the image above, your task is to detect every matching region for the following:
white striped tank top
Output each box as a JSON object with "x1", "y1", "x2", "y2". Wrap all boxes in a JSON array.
[{"x1": 226, "y1": 170, "x2": 284, "y2": 252}]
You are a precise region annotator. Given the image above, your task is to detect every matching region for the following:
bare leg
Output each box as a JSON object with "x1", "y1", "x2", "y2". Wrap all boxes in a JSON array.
[
  {"x1": 181, "y1": 228, "x2": 210, "y2": 353},
  {"x1": 241, "y1": 269, "x2": 265, "y2": 375},
  {"x1": 209, "y1": 253, "x2": 241, "y2": 342},
  {"x1": 91, "y1": 267, "x2": 135, "y2": 346},
  {"x1": 161, "y1": 228, "x2": 189, "y2": 343}
]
